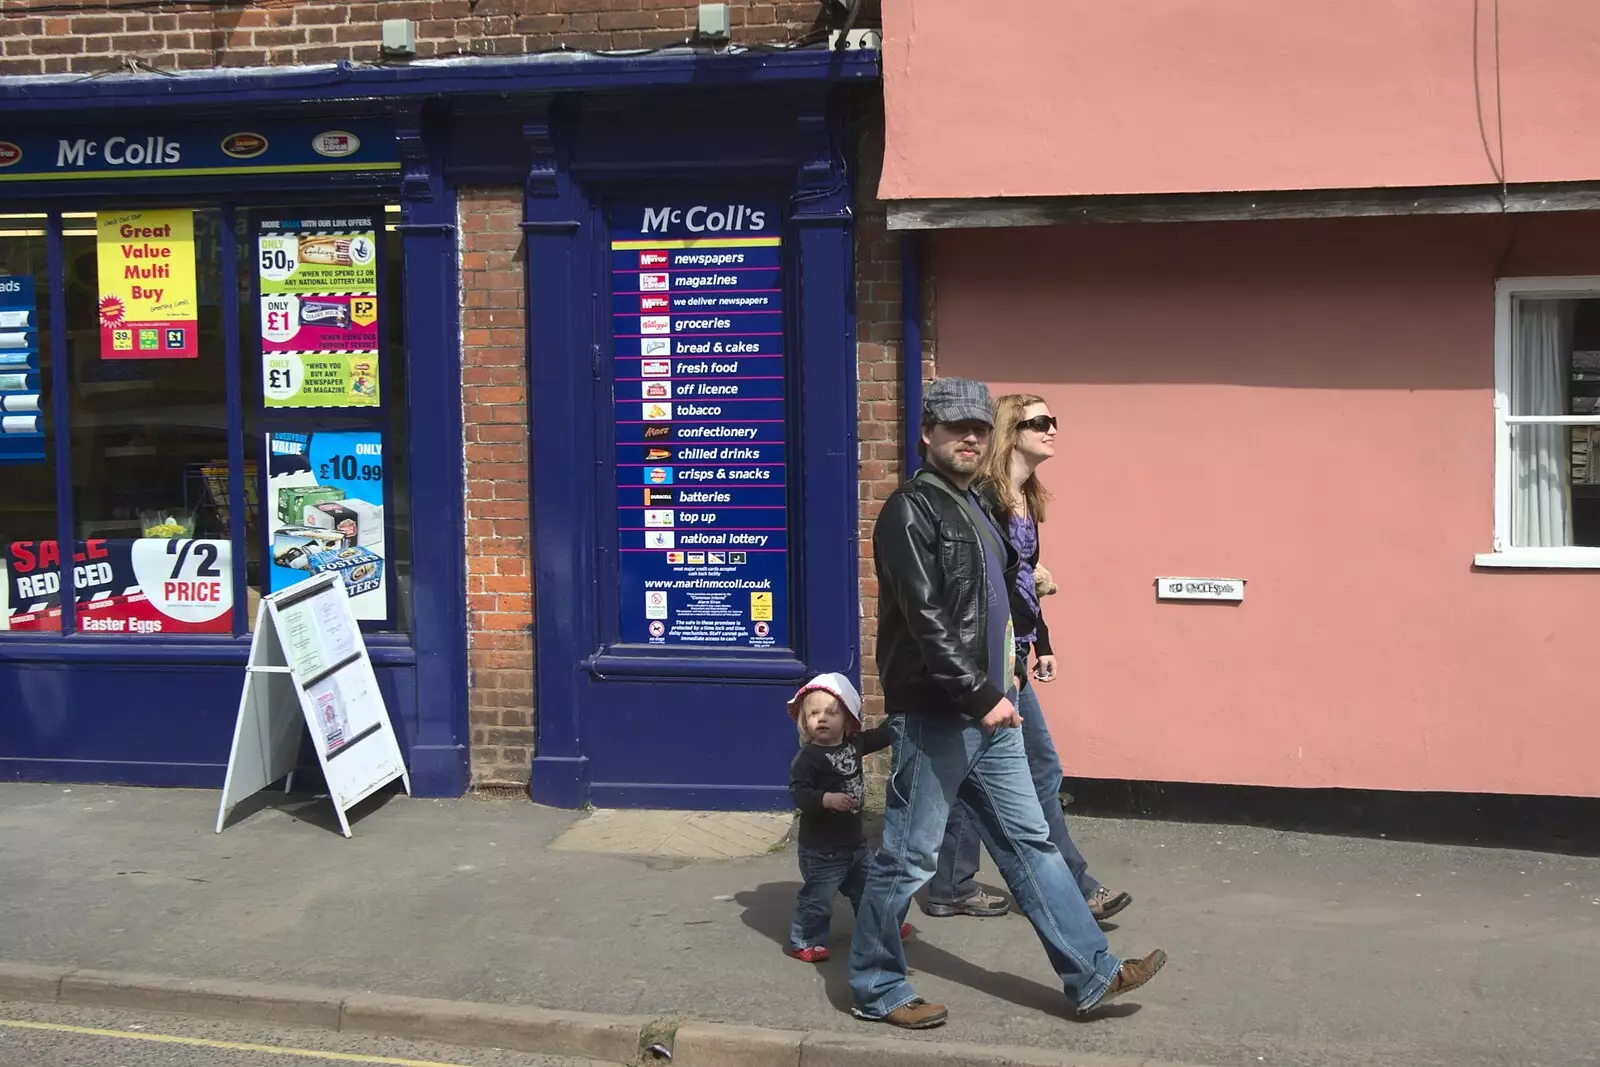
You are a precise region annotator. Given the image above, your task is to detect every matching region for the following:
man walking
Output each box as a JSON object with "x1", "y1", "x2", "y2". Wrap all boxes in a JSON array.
[{"x1": 847, "y1": 378, "x2": 1165, "y2": 1029}]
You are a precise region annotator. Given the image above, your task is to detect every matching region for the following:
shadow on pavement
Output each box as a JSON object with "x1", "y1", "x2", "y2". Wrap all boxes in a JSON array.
[{"x1": 735, "y1": 882, "x2": 1140, "y2": 1022}]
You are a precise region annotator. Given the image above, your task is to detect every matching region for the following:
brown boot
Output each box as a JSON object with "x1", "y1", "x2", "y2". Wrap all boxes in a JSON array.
[
  {"x1": 871, "y1": 998, "x2": 949, "y2": 1029},
  {"x1": 1087, "y1": 887, "x2": 1133, "y2": 922},
  {"x1": 1081, "y1": 950, "x2": 1167, "y2": 1013}
]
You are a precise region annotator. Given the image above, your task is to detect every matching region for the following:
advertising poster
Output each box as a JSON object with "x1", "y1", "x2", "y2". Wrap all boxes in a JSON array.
[
  {"x1": 0, "y1": 275, "x2": 44, "y2": 463},
  {"x1": 609, "y1": 201, "x2": 789, "y2": 648},
  {"x1": 265, "y1": 429, "x2": 388, "y2": 622},
  {"x1": 258, "y1": 215, "x2": 380, "y2": 409},
  {"x1": 96, "y1": 209, "x2": 199, "y2": 360},
  {"x1": 3, "y1": 538, "x2": 232, "y2": 634}
]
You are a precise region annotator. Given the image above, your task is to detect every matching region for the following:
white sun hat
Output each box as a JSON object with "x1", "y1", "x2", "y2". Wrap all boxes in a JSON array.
[{"x1": 785, "y1": 672, "x2": 862, "y2": 726}]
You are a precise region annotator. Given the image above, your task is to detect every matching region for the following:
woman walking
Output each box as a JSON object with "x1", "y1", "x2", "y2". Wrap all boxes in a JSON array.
[{"x1": 920, "y1": 393, "x2": 1133, "y2": 924}]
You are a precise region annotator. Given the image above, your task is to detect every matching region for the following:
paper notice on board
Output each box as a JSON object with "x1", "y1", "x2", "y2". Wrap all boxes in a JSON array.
[
  {"x1": 313, "y1": 583, "x2": 359, "y2": 664},
  {"x1": 279, "y1": 598, "x2": 330, "y2": 682}
]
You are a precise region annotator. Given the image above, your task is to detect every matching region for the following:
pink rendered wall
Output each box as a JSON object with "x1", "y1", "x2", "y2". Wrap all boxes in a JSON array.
[
  {"x1": 881, "y1": 0, "x2": 1600, "y2": 199},
  {"x1": 931, "y1": 214, "x2": 1600, "y2": 797}
]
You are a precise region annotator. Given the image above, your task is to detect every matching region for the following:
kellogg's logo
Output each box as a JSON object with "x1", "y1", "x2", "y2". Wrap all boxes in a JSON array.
[
  {"x1": 220, "y1": 132, "x2": 268, "y2": 159},
  {"x1": 0, "y1": 142, "x2": 22, "y2": 168}
]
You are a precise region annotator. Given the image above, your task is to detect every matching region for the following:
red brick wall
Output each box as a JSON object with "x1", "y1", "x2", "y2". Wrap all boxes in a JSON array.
[
  {"x1": 853, "y1": 100, "x2": 923, "y2": 727},
  {"x1": 0, "y1": 0, "x2": 829, "y2": 76},
  {"x1": 458, "y1": 187, "x2": 535, "y2": 788}
]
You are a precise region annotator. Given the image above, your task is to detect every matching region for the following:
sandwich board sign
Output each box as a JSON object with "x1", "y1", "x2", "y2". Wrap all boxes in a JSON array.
[{"x1": 215, "y1": 569, "x2": 409, "y2": 837}]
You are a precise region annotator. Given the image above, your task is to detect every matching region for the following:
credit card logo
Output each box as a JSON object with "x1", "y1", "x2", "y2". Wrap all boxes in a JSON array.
[
  {"x1": 666, "y1": 552, "x2": 685, "y2": 564},
  {"x1": 708, "y1": 552, "x2": 726, "y2": 564},
  {"x1": 687, "y1": 553, "x2": 706, "y2": 565}
]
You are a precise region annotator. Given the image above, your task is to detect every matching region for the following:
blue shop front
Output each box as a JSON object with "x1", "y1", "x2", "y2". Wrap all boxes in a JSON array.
[{"x1": 0, "y1": 52, "x2": 875, "y2": 807}]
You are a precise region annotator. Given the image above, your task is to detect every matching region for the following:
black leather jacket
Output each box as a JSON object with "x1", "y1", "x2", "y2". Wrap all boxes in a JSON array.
[{"x1": 872, "y1": 469, "x2": 1020, "y2": 719}]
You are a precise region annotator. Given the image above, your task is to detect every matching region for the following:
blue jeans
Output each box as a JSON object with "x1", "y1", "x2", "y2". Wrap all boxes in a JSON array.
[
  {"x1": 789, "y1": 843, "x2": 869, "y2": 949},
  {"x1": 927, "y1": 678, "x2": 1102, "y2": 904},
  {"x1": 847, "y1": 712, "x2": 1120, "y2": 1016}
]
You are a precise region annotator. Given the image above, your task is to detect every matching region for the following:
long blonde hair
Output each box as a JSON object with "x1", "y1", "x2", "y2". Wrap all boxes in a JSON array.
[{"x1": 978, "y1": 393, "x2": 1051, "y2": 522}]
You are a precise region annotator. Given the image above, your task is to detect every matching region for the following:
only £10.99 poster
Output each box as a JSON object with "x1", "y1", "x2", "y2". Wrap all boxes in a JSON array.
[{"x1": 265, "y1": 430, "x2": 389, "y2": 623}]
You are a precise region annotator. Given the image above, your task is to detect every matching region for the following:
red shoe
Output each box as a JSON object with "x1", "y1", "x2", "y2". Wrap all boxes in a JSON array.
[
  {"x1": 784, "y1": 945, "x2": 830, "y2": 963},
  {"x1": 900, "y1": 922, "x2": 913, "y2": 939}
]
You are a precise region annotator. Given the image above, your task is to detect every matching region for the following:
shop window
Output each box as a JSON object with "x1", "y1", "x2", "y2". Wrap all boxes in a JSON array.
[
  {"x1": 1482, "y1": 279, "x2": 1600, "y2": 568},
  {"x1": 0, "y1": 214, "x2": 55, "y2": 632},
  {"x1": 0, "y1": 203, "x2": 410, "y2": 636}
]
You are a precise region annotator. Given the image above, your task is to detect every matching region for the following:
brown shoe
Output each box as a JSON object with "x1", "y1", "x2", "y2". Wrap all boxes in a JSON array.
[
  {"x1": 879, "y1": 998, "x2": 949, "y2": 1029},
  {"x1": 1081, "y1": 950, "x2": 1167, "y2": 1013},
  {"x1": 1087, "y1": 887, "x2": 1133, "y2": 922},
  {"x1": 921, "y1": 889, "x2": 1011, "y2": 918}
]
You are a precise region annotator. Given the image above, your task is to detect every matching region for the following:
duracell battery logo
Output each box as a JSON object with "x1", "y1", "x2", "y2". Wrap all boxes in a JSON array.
[
  {"x1": 221, "y1": 132, "x2": 269, "y2": 159},
  {"x1": 0, "y1": 142, "x2": 22, "y2": 168}
]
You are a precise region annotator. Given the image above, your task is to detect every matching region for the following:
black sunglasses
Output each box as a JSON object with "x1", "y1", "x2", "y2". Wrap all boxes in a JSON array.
[{"x1": 1017, "y1": 415, "x2": 1058, "y2": 433}]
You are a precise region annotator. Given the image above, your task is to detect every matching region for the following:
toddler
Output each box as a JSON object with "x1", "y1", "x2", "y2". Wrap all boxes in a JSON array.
[{"x1": 784, "y1": 672, "x2": 910, "y2": 962}]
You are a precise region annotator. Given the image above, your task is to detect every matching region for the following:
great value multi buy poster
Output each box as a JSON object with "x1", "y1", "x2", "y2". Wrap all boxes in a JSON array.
[
  {"x1": 258, "y1": 215, "x2": 381, "y2": 409},
  {"x1": 96, "y1": 209, "x2": 199, "y2": 360}
]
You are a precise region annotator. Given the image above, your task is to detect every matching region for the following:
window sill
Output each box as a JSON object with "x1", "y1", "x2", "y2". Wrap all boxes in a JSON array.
[{"x1": 1474, "y1": 550, "x2": 1600, "y2": 570}]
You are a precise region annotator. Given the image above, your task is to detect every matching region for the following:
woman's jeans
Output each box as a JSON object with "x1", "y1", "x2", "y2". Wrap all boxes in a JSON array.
[
  {"x1": 846, "y1": 711, "x2": 1119, "y2": 1016},
  {"x1": 926, "y1": 677, "x2": 1101, "y2": 905},
  {"x1": 788, "y1": 843, "x2": 869, "y2": 949}
]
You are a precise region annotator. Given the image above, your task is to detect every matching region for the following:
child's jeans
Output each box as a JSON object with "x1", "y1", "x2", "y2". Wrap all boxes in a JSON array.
[{"x1": 789, "y1": 842, "x2": 869, "y2": 949}]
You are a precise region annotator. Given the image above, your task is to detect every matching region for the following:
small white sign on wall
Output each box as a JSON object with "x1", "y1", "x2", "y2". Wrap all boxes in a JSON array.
[{"x1": 1156, "y1": 577, "x2": 1245, "y2": 602}]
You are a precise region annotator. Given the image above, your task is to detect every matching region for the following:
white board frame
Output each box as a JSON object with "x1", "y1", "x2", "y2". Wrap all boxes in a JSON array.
[{"x1": 215, "y1": 570, "x2": 409, "y2": 837}]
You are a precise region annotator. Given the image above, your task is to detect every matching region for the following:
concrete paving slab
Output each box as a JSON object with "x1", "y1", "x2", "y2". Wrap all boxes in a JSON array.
[{"x1": 549, "y1": 808, "x2": 793, "y2": 859}]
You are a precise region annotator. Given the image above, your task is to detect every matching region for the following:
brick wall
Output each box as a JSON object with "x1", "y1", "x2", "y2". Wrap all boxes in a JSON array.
[
  {"x1": 853, "y1": 98, "x2": 923, "y2": 727},
  {"x1": 0, "y1": 0, "x2": 829, "y2": 76},
  {"x1": 458, "y1": 187, "x2": 536, "y2": 788}
]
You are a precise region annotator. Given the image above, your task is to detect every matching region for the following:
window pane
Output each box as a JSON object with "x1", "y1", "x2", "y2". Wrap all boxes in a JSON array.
[
  {"x1": 246, "y1": 204, "x2": 409, "y2": 632},
  {"x1": 0, "y1": 215, "x2": 57, "y2": 633},
  {"x1": 1510, "y1": 296, "x2": 1600, "y2": 548},
  {"x1": 64, "y1": 208, "x2": 236, "y2": 635}
]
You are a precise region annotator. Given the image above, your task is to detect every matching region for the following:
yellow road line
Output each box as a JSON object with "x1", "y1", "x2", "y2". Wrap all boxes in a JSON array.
[{"x1": 0, "y1": 1019, "x2": 475, "y2": 1067}]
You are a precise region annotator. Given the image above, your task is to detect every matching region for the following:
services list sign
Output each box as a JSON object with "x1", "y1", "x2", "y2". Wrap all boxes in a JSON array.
[{"x1": 610, "y1": 201, "x2": 789, "y2": 649}]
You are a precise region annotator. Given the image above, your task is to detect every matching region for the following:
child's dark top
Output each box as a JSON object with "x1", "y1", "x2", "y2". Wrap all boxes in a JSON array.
[{"x1": 789, "y1": 726, "x2": 892, "y2": 849}]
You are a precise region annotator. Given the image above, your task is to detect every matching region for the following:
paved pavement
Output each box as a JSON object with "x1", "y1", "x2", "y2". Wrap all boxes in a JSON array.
[
  {"x1": 1, "y1": 783, "x2": 1598, "y2": 1067},
  {"x1": 0, "y1": 1000, "x2": 613, "y2": 1067}
]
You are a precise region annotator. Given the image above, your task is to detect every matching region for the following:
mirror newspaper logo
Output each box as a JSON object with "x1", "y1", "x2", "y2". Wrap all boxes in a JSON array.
[{"x1": 639, "y1": 250, "x2": 669, "y2": 268}]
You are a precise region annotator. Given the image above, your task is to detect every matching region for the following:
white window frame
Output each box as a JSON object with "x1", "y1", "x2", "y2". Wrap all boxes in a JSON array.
[{"x1": 1477, "y1": 276, "x2": 1600, "y2": 569}]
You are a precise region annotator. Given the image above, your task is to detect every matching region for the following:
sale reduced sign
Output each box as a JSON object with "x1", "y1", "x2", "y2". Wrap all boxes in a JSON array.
[{"x1": 4, "y1": 538, "x2": 232, "y2": 634}]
